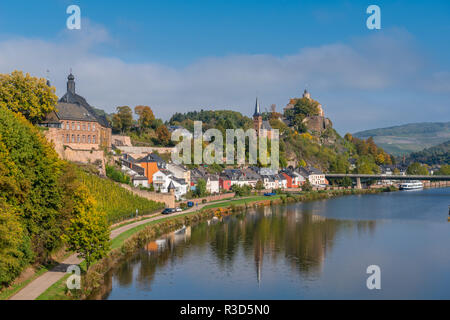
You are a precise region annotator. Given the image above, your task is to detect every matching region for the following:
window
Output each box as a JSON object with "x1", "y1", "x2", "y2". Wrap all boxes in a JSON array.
[
  {"x1": 82, "y1": 135, "x2": 85, "y2": 143},
  {"x1": 82, "y1": 123, "x2": 86, "y2": 131},
  {"x1": 71, "y1": 134, "x2": 75, "y2": 143},
  {"x1": 77, "y1": 123, "x2": 80, "y2": 130},
  {"x1": 77, "y1": 135, "x2": 80, "y2": 143},
  {"x1": 93, "y1": 135, "x2": 96, "y2": 143},
  {"x1": 87, "y1": 123, "x2": 91, "y2": 131},
  {"x1": 88, "y1": 135, "x2": 91, "y2": 143},
  {"x1": 62, "y1": 135, "x2": 65, "y2": 143},
  {"x1": 66, "y1": 122, "x2": 69, "y2": 130},
  {"x1": 93, "y1": 124, "x2": 96, "y2": 131},
  {"x1": 66, "y1": 134, "x2": 69, "y2": 143},
  {"x1": 72, "y1": 122, "x2": 75, "y2": 130}
]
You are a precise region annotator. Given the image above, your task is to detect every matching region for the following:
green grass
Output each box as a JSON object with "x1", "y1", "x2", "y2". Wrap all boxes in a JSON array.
[
  {"x1": 0, "y1": 266, "x2": 51, "y2": 300},
  {"x1": 36, "y1": 261, "x2": 87, "y2": 300},
  {"x1": 202, "y1": 195, "x2": 281, "y2": 209}
]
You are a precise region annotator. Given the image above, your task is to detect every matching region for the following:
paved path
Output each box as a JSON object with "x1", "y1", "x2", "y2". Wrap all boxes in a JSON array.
[{"x1": 9, "y1": 199, "x2": 228, "y2": 300}]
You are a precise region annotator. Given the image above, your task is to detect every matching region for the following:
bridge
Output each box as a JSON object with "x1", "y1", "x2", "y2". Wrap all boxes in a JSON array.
[{"x1": 325, "y1": 174, "x2": 450, "y2": 189}]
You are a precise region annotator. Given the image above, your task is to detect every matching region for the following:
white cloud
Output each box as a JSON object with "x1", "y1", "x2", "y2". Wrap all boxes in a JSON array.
[{"x1": 0, "y1": 24, "x2": 448, "y2": 133}]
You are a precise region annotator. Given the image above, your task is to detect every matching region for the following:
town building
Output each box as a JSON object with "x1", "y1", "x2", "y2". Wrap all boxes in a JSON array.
[
  {"x1": 152, "y1": 169, "x2": 188, "y2": 200},
  {"x1": 281, "y1": 169, "x2": 305, "y2": 188},
  {"x1": 41, "y1": 73, "x2": 112, "y2": 171},
  {"x1": 297, "y1": 166, "x2": 327, "y2": 186}
]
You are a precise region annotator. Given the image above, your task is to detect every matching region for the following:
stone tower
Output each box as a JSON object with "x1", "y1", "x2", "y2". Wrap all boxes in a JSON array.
[{"x1": 253, "y1": 97, "x2": 262, "y2": 135}]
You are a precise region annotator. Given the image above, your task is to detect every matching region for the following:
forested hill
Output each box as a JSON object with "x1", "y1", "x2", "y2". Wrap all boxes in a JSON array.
[
  {"x1": 406, "y1": 140, "x2": 450, "y2": 165},
  {"x1": 353, "y1": 122, "x2": 450, "y2": 156},
  {"x1": 167, "y1": 109, "x2": 394, "y2": 175},
  {"x1": 169, "y1": 110, "x2": 253, "y2": 133}
]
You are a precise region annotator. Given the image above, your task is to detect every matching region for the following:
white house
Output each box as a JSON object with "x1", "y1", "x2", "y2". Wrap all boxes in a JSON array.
[
  {"x1": 152, "y1": 169, "x2": 188, "y2": 200},
  {"x1": 298, "y1": 166, "x2": 326, "y2": 186},
  {"x1": 206, "y1": 175, "x2": 220, "y2": 194},
  {"x1": 132, "y1": 175, "x2": 149, "y2": 188}
]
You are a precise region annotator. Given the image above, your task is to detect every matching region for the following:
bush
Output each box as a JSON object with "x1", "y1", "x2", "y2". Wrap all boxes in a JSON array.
[{"x1": 105, "y1": 165, "x2": 130, "y2": 184}]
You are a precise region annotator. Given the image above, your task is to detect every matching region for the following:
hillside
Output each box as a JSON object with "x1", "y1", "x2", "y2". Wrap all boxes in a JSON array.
[
  {"x1": 353, "y1": 122, "x2": 450, "y2": 156},
  {"x1": 168, "y1": 109, "x2": 393, "y2": 174},
  {"x1": 406, "y1": 140, "x2": 450, "y2": 165},
  {"x1": 77, "y1": 165, "x2": 164, "y2": 224}
]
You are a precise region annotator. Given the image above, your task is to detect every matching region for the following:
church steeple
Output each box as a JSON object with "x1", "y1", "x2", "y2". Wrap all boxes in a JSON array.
[
  {"x1": 67, "y1": 72, "x2": 75, "y2": 94},
  {"x1": 253, "y1": 97, "x2": 261, "y2": 117}
]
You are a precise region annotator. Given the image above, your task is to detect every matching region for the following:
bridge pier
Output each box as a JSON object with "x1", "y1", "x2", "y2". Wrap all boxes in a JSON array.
[{"x1": 356, "y1": 177, "x2": 362, "y2": 189}]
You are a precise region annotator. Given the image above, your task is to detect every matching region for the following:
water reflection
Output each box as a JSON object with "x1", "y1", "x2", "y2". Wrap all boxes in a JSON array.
[{"x1": 103, "y1": 204, "x2": 376, "y2": 299}]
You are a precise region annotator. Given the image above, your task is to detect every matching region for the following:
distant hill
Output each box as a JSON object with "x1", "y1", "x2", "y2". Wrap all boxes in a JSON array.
[
  {"x1": 353, "y1": 122, "x2": 450, "y2": 156},
  {"x1": 406, "y1": 140, "x2": 450, "y2": 165}
]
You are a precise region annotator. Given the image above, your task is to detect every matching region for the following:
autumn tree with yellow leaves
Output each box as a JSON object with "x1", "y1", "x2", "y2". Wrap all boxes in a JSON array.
[
  {"x1": 0, "y1": 71, "x2": 57, "y2": 123},
  {"x1": 62, "y1": 185, "x2": 110, "y2": 270}
]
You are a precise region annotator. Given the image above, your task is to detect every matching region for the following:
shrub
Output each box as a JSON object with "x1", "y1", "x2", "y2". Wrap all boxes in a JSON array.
[{"x1": 105, "y1": 165, "x2": 130, "y2": 184}]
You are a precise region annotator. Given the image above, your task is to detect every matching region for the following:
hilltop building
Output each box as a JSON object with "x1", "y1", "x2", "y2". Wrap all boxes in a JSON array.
[
  {"x1": 41, "y1": 73, "x2": 112, "y2": 172},
  {"x1": 283, "y1": 89, "x2": 330, "y2": 133}
]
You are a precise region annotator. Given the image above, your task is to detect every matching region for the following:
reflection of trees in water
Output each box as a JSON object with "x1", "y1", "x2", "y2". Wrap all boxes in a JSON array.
[{"x1": 107, "y1": 205, "x2": 377, "y2": 294}]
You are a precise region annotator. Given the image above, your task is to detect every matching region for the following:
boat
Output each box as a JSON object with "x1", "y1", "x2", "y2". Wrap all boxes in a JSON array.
[{"x1": 399, "y1": 180, "x2": 423, "y2": 190}]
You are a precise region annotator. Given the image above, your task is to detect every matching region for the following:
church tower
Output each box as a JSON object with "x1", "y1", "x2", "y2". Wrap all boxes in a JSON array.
[
  {"x1": 67, "y1": 73, "x2": 75, "y2": 94},
  {"x1": 253, "y1": 97, "x2": 262, "y2": 135}
]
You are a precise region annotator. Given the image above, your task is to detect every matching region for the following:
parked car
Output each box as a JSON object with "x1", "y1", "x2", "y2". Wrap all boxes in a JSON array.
[
  {"x1": 187, "y1": 201, "x2": 194, "y2": 207},
  {"x1": 162, "y1": 208, "x2": 175, "y2": 215},
  {"x1": 264, "y1": 192, "x2": 277, "y2": 196},
  {"x1": 175, "y1": 207, "x2": 182, "y2": 212}
]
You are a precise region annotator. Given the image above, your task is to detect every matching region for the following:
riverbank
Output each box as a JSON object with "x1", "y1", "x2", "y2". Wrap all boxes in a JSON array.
[{"x1": 78, "y1": 188, "x2": 387, "y2": 300}]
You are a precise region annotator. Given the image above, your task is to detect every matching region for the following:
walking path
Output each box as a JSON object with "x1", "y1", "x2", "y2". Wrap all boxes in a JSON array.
[{"x1": 9, "y1": 199, "x2": 233, "y2": 300}]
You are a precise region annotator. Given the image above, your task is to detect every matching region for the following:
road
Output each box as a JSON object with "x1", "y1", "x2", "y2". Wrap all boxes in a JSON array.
[{"x1": 9, "y1": 199, "x2": 226, "y2": 300}]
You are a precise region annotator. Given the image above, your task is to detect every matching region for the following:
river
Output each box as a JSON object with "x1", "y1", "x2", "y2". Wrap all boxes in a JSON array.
[{"x1": 102, "y1": 188, "x2": 450, "y2": 299}]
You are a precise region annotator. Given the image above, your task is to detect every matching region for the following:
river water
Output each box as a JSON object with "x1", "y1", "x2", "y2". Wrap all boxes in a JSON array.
[{"x1": 103, "y1": 188, "x2": 450, "y2": 299}]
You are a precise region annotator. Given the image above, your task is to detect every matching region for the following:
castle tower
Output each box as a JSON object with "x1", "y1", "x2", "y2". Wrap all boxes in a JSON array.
[
  {"x1": 302, "y1": 89, "x2": 311, "y2": 100},
  {"x1": 253, "y1": 97, "x2": 262, "y2": 135}
]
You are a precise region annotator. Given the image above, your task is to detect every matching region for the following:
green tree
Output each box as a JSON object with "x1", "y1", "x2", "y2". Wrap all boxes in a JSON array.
[
  {"x1": 406, "y1": 162, "x2": 429, "y2": 175},
  {"x1": 0, "y1": 71, "x2": 58, "y2": 123},
  {"x1": 194, "y1": 178, "x2": 207, "y2": 198},
  {"x1": 435, "y1": 164, "x2": 450, "y2": 175},
  {"x1": 62, "y1": 185, "x2": 110, "y2": 270},
  {"x1": 255, "y1": 180, "x2": 264, "y2": 190},
  {"x1": 115, "y1": 106, "x2": 133, "y2": 133},
  {"x1": 0, "y1": 107, "x2": 66, "y2": 262},
  {"x1": 0, "y1": 199, "x2": 33, "y2": 287},
  {"x1": 111, "y1": 113, "x2": 122, "y2": 133},
  {"x1": 302, "y1": 179, "x2": 313, "y2": 191}
]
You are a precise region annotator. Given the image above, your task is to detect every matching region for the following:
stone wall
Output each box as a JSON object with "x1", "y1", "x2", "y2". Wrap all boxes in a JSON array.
[
  {"x1": 44, "y1": 128, "x2": 106, "y2": 175},
  {"x1": 302, "y1": 116, "x2": 332, "y2": 133},
  {"x1": 180, "y1": 192, "x2": 236, "y2": 205},
  {"x1": 112, "y1": 135, "x2": 132, "y2": 146},
  {"x1": 423, "y1": 181, "x2": 450, "y2": 188},
  {"x1": 120, "y1": 184, "x2": 175, "y2": 208}
]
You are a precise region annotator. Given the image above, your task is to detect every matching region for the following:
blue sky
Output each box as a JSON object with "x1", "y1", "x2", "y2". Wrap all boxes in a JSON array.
[{"x1": 0, "y1": 0, "x2": 449, "y2": 133}]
